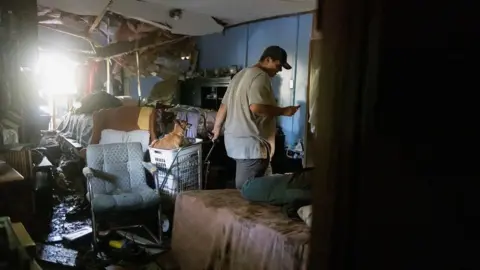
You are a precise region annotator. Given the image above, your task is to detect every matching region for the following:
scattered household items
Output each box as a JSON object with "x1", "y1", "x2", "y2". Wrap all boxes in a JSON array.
[
  {"x1": 200, "y1": 67, "x2": 241, "y2": 78},
  {"x1": 62, "y1": 226, "x2": 92, "y2": 242},
  {"x1": 170, "y1": 105, "x2": 215, "y2": 138},
  {"x1": 83, "y1": 143, "x2": 161, "y2": 248},
  {"x1": 74, "y1": 92, "x2": 122, "y2": 115},
  {"x1": 36, "y1": 244, "x2": 78, "y2": 268},
  {"x1": 150, "y1": 120, "x2": 191, "y2": 150},
  {"x1": 180, "y1": 77, "x2": 230, "y2": 110},
  {"x1": 171, "y1": 190, "x2": 310, "y2": 270},
  {"x1": 90, "y1": 226, "x2": 170, "y2": 268},
  {"x1": 56, "y1": 104, "x2": 218, "y2": 154},
  {"x1": 228, "y1": 65, "x2": 239, "y2": 75},
  {"x1": 286, "y1": 139, "x2": 305, "y2": 159}
]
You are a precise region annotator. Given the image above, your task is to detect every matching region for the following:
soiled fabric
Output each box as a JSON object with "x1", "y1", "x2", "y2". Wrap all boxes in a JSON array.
[
  {"x1": 57, "y1": 113, "x2": 94, "y2": 147},
  {"x1": 91, "y1": 106, "x2": 156, "y2": 144},
  {"x1": 172, "y1": 190, "x2": 310, "y2": 270},
  {"x1": 74, "y1": 91, "x2": 122, "y2": 114},
  {"x1": 241, "y1": 173, "x2": 312, "y2": 206}
]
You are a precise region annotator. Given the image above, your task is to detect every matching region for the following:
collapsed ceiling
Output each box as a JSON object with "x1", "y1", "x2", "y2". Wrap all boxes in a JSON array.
[
  {"x1": 38, "y1": 0, "x2": 316, "y2": 34},
  {"x1": 35, "y1": 0, "x2": 316, "y2": 78}
]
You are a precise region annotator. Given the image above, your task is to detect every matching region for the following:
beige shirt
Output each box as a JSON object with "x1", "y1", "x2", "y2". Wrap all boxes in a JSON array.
[{"x1": 222, "y1": 67, "x2": 277, "y2": 160}]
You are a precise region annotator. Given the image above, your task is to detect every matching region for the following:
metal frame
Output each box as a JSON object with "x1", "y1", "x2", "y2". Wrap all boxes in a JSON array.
[{"x1": 84, "y1": 166, "x2": 162, "y2": 252}]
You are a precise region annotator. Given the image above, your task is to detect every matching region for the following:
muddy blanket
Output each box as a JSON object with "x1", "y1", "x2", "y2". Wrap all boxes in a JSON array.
[
  {"x1": 172, "y1": 190, "x2": 310, "y2": 270},
  {"x1": 57, "y1": 113, "x2": 93, "y2": 147}
]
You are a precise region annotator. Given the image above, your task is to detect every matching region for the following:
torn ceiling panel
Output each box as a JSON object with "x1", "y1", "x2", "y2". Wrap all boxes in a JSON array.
[
  {"x1": 38, "y1": 0, "x2": 224, "y2": 36},
  {"x1": 34, "y1": 0, "x2": 315, "y2": 80},
  {"x1": 147, "y1": 0, "x2": 316, "y2": 25},
  {"x1": 38, "y1": 0, "x2": 316, "y2": 36},
  {"x1": 38, "y1": 0, "x2": 110, "y2": 16},
  {"x1": 109, "y1": 0, "x2": 223, "y2": 36}
]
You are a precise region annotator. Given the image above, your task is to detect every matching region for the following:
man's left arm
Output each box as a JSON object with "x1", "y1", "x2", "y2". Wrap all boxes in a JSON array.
[{"x1": 212, "y1": 86, "x2": 231, "y2": 140}]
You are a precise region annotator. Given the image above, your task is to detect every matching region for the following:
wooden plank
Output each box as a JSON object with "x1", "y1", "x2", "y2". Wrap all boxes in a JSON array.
[
  {"x1": 0, "y1": 161, "x2": 24, "y2": 184},
  {"x1": 88, "y1": 0, "x2": 114, "y2": 34}
]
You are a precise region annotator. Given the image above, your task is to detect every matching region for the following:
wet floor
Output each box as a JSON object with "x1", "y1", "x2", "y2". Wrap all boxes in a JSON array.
[{"x1": 33, "y1": 136, "x2": 173, "y2": 269}]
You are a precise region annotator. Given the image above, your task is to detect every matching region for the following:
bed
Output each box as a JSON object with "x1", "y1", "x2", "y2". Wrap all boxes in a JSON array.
[{"x1": 172, "y1": 189, "x2": 310, "y2": 270}]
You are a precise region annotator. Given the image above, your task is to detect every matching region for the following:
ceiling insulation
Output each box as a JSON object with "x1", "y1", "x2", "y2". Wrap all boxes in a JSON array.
[{"x1": 33, "y1": 0, "x2": 316, "y2": 79}]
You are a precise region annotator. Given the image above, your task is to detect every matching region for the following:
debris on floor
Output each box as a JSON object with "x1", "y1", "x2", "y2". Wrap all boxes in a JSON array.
[
  {"x1": 33, "y1": 135, "x2": 174, "y2": 269},
  {"x1": 36, "y1": 244, "x2": 78, "y2": 268}
]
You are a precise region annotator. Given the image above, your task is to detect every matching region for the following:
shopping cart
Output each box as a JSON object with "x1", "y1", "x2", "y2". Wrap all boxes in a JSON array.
[{"x1": 148, "y1": 138, "x2": 217, "y2": 235}]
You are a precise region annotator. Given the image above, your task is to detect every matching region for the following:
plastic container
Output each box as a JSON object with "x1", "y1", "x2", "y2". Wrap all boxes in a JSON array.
[{"x1": 148, "y1": 138, "x2": 203, "y2": 200}]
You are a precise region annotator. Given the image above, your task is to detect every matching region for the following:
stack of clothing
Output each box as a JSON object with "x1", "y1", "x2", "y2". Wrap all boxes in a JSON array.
[{"x1": 155, "y1": 105, "x2": 217, "y2": 140}]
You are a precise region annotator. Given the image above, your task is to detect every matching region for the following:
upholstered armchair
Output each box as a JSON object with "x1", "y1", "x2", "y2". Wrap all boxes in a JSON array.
[{"x1": 82, "y1": 142, "x2": 160, "y2": 247}]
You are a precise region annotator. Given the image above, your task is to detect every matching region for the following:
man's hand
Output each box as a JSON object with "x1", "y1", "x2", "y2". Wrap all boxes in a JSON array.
[
  {"x1": 211, "y1": 126, "x2": 221, "y2": 141},
  {"x1": 282, "y1": 105, "x2": 301, "y2": 116}
]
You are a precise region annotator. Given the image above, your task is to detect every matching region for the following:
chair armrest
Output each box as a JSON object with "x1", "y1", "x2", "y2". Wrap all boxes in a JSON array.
[
  {"x1": 142, "y1": 162, "x2": 157, "y2": 176},
  {"x1": 83, "y1": 167, "x2": 94, "y2": 178}
]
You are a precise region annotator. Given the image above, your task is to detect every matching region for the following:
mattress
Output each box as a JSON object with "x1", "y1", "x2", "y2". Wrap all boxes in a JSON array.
[{"x1": 172, "y1": 190, "x2": 310, "y2": 270}]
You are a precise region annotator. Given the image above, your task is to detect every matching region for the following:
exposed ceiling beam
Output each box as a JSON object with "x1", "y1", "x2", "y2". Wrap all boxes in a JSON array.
[
  {"x1": 88, "y1": 0, "x2": 114, "y2": 34},
  {"x1": 94, "y1": 34, "x2": 188, "y2": 59}
]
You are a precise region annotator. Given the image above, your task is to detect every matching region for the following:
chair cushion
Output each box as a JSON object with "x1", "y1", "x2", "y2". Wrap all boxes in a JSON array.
[
  {"x1": 99, "y1": 129, "x2": 150, "y2": 152},
  {"x1": 87, "y1": 187, "x2": 160, "y2": 213}
]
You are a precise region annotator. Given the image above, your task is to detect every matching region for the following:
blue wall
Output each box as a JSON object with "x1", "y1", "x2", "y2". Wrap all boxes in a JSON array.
[
  {"x1": 128, "y1": 76, "x2": 162, "y2": 99},
  {"x1": 197, "y1": 14, "x2": 313, "y2": 146}
]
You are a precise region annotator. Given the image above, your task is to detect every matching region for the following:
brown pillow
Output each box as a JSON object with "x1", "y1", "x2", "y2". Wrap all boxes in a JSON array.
[{"x1": 90, "y1": 106, "x2": 156, "y2": 145}]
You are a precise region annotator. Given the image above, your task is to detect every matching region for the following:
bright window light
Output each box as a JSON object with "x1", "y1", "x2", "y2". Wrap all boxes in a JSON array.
[{"x1": 36, "y1": 52, "x2": 78, "y2": 96}]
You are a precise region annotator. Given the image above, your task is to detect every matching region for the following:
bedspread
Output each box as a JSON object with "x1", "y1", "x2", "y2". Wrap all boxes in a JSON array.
[{"x1": 172, "y1": 189, "x2": 310, "y2": 270}]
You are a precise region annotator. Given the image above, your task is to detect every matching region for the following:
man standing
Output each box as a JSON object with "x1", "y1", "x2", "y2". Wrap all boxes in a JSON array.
[{"x1": 212, "y1": 46, "x2": 300, "y2": 189}]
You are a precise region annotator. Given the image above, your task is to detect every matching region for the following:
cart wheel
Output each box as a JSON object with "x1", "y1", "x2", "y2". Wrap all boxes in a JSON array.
[{"x1": 161, "y1": 214, "x2": 170, "y2": 233}]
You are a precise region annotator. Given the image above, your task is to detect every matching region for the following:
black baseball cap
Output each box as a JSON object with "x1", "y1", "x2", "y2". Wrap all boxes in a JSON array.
[{"x1": 260, "y1": 45, "x2": 292, "y2": 70}]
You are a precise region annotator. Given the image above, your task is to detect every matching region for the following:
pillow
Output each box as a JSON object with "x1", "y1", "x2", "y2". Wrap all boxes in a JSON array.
[
  {"x1": 99, "y1": 129, "x2": 150, "y2": 152},
  {"x1": 297, "y1": 205, "x2": 312, "y2": 227}
]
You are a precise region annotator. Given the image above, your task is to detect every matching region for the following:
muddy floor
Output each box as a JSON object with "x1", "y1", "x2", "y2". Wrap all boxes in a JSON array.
[{"x1": 31, "y1": 136, "x2": 173, "y2": 269}]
